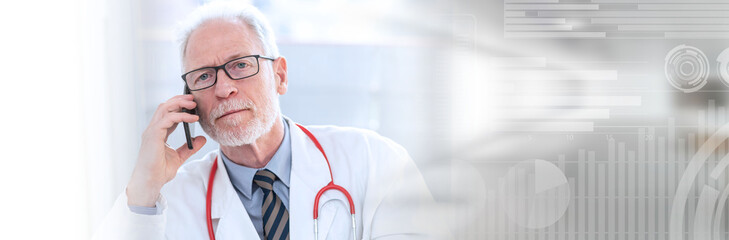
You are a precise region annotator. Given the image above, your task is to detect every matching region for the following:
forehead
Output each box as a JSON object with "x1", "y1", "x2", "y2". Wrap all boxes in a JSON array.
[{"x1": 183, "y1": 18, "x2": 263, "y2": 70}]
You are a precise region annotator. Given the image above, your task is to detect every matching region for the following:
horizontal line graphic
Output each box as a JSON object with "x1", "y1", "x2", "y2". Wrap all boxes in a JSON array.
[
  {"x1": 497, "y1": 70, "x2": 618, "y2": 81},
  {"x1": 498, "y1": 96, "x2": 642, "y2": 107},
  {"x1": 619, "y1": 25, "x2": 729, "y2": 31},
  {"x1": 497, "y1": 109, "x2": 611, "y2": 119},
  {"x1": 538, "y1": 10, "x2": 729, "y2": 18},
  {"x1": 492, "y1": 122, "x2": 595, "y2": 132},
  {"x1": 505, "y1": 32, "x2": 606, "y2": 38},
  {"x1": 490, "y1": 57, "x2": 547, "y2": 68},
  {"x1": 638, "y1": 3, "x2": 729, "y2": 10},
  {"x1": 505, "y1": 4, "x2": 600, "y2": 10},
  {"x1": 505, "y1": 18, "x2": 567, "y2": 24},
  {"x1": 664, "y1": 32, "x2": 729, "y2": 38},
  {"x1": 591, "y1": 18, "x2": 729, "y2": 25},
  {"x1": 505, "y1": 25, "x2": 574, "y2": 31}
]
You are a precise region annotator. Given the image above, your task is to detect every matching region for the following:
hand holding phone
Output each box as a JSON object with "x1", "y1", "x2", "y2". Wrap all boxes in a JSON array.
[{"x1": 127, "y1": 92, "x2": 206, "y2": 207}]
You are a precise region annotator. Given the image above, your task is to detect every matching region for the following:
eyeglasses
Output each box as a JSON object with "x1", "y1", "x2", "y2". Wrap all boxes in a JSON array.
[{"x1": 181, "y1": 54, "x2": 276, "y2": 91}]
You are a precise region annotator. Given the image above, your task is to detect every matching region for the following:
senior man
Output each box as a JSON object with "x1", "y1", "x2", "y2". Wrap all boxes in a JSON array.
[{"x1": 93, "y1": 2, "x2": 442, "y2": 240}]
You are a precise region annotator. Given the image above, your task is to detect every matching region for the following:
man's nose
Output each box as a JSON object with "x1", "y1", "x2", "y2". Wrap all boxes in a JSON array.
[{"x1": 214, "y1": 68, "x2": 237, "y2": 99}]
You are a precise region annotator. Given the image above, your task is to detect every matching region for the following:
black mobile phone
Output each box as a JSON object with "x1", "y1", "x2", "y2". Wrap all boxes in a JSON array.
[{"x1": 182, "y1": 87, "x2": 196, "y2": 150}]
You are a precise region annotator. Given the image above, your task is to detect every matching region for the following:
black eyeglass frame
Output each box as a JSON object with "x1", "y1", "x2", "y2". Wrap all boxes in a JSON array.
[{"x1": 181, "y1": 54, "x2": 276, "y2": 91}]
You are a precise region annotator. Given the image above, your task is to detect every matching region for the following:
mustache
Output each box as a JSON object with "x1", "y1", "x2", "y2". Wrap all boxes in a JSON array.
[{"x1": 208, "y1": 99, "x2": 255, "y2": 121}]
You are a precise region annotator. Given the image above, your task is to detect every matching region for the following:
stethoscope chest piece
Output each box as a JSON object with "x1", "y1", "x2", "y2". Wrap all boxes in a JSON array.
[{"x1": 313, "y1": 181, "x2": 357, "y2": 240}]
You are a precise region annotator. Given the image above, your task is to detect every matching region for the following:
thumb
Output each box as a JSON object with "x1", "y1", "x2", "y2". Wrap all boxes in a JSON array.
[{"x1": 176, "y1": 136, "x2": 207, "y2": 161}]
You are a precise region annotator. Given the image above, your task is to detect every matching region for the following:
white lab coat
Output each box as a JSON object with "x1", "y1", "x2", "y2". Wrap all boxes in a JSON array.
[{"x1": 93, "y1": 118, "x2": 445, "y2": 240}]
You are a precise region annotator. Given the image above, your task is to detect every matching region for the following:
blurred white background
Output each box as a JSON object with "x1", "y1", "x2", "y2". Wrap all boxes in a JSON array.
[{"x1": 0, "y1": 0, "x2": 87, "y2": 238}]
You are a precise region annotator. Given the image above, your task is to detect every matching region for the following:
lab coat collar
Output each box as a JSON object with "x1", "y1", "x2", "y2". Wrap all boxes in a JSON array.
[{"x1": 207, "y1": 150, "x2": 258, "y2": 239}]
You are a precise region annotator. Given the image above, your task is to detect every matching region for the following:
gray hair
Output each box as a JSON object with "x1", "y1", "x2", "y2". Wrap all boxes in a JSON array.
[{"x1": 177, "y1": 1, "x2": 279, "y2": 60}]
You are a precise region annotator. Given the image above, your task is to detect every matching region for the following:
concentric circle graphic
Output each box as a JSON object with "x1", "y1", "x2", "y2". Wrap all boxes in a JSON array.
[
  {"x1": 717, "y1": 48, "x2": 729, "y2": 87},
  {"x1": 665, "y1": 44, "x2": 710, "y2": 93},
  {"x1": 671, "y1": 124, "x2": 729, "y2": 240},
  {"x1": 499, "y1": 159, "x2": 570, "y2": 229}
]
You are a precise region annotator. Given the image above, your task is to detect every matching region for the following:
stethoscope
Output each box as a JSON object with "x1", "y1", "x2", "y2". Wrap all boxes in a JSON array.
[{"x1": 205, "y1": 123, "x2": 356, "y2": 240}]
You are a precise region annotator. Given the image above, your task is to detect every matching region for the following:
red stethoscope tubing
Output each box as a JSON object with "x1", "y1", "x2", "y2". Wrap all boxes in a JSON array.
[
  {"x1": 205, "y1": 124, "x2": 355, "y2": 240},
  {"x1": 206, "y1": 158, "x2": 218, "y2": 240}
]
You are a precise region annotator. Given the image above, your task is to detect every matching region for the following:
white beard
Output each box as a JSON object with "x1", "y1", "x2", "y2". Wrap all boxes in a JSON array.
[{"x1": 199, "y1": 90, "x2": 279, "y2": 146}]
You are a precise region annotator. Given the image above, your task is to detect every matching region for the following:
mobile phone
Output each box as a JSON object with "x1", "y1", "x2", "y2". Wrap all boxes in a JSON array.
[{"x1": 182, "y1": 87, "x2": 196, "y2": 150}]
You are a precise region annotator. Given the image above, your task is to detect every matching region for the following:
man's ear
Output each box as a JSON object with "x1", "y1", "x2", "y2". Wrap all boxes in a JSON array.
[{"x1": 273, "y1": 56, "x2": 288, "y2": 95}]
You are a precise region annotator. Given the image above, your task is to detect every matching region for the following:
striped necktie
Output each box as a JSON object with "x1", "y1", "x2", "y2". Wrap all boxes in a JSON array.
[{"x1": 253, "y1": 169, "x2": 290, "y2": 240}]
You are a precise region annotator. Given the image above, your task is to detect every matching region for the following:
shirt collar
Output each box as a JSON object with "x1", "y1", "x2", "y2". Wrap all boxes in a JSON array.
[{"x1": 220, "y1": 118, "x2": 292, "y2": 199}]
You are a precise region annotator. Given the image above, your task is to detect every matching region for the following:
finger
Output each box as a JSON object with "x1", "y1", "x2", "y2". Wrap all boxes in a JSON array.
[
  {"x1": 151, "y1": 95, "x2": 196, "y2": 121},
  {"x1": 176, "y1": 136, "x2": 207, "y2": 161},
  {"x1": 158, "y1": 98, "x2": 196, "y2": 116},
  {"x1": 164, "y1": 98, "x2": 197, "y2": 113},
  {"x1": 168, "y1": 94, "x2": 194, "y2": 101},
  {"x1": 156, "y1": 112, "x2": 199, "y2": 130}
]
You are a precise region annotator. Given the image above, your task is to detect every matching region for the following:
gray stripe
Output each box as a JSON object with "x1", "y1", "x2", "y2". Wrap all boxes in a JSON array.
[
  {"x1": 272, "y1": 210, "x2": 288, "y2": 240},
  {"x1": 265, "y1": 198, "x2": 282, "y2": 235},
  {"x1": 262, "y1": 192, "x2": 274, "y2": 212}
]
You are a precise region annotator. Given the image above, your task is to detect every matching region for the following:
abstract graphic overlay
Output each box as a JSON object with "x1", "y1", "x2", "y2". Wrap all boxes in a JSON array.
[
  {"x1": 717, "y1": 48, "x2": 729, "y2": 87},
  {"x1": 664, "y1": 44, "x2": 710, "y2": 93},
  {"x1": 500, "y1": 159, "x2": 571, "y2": 229},
  {"x1": 671, "y1": 123, "x2": 729, "y2": 240}
]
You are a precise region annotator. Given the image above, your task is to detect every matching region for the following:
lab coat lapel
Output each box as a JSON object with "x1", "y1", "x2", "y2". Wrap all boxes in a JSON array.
[
  {"x1": 287, "y1": 118, "x2": 337, "y2": 240},
  {"x1": 207, "y1": 152, "x2": 260, "y2": 239}
]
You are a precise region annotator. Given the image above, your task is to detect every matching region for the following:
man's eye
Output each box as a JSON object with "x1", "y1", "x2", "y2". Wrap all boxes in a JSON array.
[
  {"x1": 199, "y1": 73, "x2": 209, "y2": 81},
  {"x1": 236, "y1": 62, "x2": 248, "y2": 69}
]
